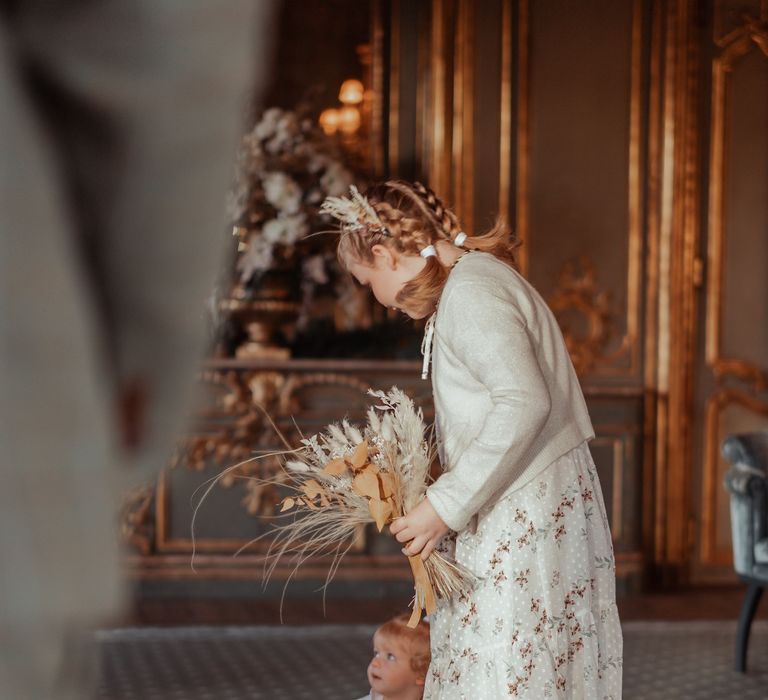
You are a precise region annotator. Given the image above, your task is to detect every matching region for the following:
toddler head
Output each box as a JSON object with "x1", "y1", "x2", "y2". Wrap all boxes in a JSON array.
[{"x1": 366, "y1": 613, "x2": 430, "y2": 699}]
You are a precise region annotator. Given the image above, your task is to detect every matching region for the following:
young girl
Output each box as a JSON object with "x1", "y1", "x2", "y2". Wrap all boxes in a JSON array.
[{"x1": 324, "y1": 181, "x2": 623, "y2": 698}]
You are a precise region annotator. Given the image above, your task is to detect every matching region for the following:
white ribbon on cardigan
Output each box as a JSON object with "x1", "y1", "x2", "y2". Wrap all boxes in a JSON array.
[{"x1": 420, "y1": 312, "x2": 437, "y2": 380}]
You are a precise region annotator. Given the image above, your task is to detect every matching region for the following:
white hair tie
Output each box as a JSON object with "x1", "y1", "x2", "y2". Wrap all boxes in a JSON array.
[
  {"x1": 454, "y1": 231, "x2": 467, "y2": 247},
  {"x1": 419, "y1": 244, "x2": 437, "y2": 258}
]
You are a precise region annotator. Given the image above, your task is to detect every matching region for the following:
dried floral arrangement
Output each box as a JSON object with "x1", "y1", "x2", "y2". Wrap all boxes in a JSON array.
[
  {"x1": 194, "y1": 387, "x2": 473, "y2": 627},
  {"x1": 224, "y1": 106, "x2": 368, "y2": 332},
  {"x1": 228, "y1": 107, "x2": 353, "y2": 279}
]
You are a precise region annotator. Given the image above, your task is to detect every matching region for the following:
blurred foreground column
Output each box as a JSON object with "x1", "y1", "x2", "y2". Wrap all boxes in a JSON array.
[{"x1": 0, "y1": 1, "x2": 273, "y2": 697}]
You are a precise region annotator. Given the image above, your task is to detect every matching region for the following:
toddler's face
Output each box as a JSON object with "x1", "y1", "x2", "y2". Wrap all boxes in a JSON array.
[{"x1": 367, "y1": 631, "x2": 421, "y2": 697}]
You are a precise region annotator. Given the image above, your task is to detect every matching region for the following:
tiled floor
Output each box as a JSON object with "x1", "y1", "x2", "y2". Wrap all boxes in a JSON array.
[
  {"x1": 96, "y1": 621, "x2": 768, "y2": 699},
  {"x1": 622, "y1": 621, "x2": 768, "y2": 699},
  {"x1": 98, "y1": 625, "x2": 373, "y2": 700}
]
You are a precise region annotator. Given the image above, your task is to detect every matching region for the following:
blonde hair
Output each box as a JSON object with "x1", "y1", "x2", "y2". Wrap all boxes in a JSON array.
[
  {"x1": 336, "y1": 180, "x2": 520, "y2": 317},
  {"x1": 376, "y1": 613, "x2": 431, "y2": 678}
]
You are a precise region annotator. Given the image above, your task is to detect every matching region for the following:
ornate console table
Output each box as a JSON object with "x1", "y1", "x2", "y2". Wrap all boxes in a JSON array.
[{"x1": 123, "y1": 359, "x2": 432, "y2": 595}]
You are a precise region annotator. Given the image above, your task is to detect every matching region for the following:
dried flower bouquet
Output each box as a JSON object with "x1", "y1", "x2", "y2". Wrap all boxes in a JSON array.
[{"x1": 230, "y1": 387, "x2": 473, "y2": 627}]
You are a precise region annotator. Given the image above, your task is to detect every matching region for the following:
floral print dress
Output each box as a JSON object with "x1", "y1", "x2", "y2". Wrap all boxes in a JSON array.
[{"x1": 424, "y1": 442, "x2": 623, "y2": 699}]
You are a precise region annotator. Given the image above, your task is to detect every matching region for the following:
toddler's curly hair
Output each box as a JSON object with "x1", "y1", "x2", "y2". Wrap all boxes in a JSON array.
[{"x1": 376, "y1": 613, "x2": 431, "y2": 679}]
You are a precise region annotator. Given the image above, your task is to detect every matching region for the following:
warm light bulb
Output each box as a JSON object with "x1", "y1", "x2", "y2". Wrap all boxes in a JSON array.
[
  {"x1": 319, "y1": 108, "x2": 340, "y2": 135},
  {"x1": 338, "y1": 79, "x2": 364, "y2": 105},
  {"x1": 338, "y1": 105, "x2": 361, "y2": 134}
]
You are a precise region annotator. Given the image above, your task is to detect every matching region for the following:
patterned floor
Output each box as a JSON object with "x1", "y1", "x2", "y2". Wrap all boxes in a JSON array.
[{"x1": 96, "y1": 621, "x2": 768, "y2": 699}]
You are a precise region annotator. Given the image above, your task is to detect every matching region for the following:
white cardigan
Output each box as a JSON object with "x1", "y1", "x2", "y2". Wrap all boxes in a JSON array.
[{"x1": 425, "y1": 252, "x2": 594, "y2": 532}]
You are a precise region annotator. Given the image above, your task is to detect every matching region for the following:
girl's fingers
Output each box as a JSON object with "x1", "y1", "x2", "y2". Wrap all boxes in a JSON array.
[
  {"x1": 389, "y1": 518, "x2": 404, "y2": 535},
  {"x1": 394, "y1": 527, "x2": 412, "y2": 544},
  {"x1": 420, "y1": 539, "x2": 435, "y2": 561},
  {"x1": 406, "y1": 535, "x2": 427, "y2": 556}
]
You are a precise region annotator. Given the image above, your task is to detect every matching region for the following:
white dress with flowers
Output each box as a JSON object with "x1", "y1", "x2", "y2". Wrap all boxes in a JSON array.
[{"x1": 424, "y1": 441, "x2": 623, "y2": 699}]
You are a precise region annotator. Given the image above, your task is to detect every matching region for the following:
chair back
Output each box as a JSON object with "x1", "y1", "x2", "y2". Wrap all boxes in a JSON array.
[{"x1": 723, "y1": 432, "x2": 768, "y2": 579}]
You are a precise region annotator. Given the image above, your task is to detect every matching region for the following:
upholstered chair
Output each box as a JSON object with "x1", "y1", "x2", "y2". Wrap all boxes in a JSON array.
[{"x1": 723, "y1": 432, "x2": 768, "y2": 672}]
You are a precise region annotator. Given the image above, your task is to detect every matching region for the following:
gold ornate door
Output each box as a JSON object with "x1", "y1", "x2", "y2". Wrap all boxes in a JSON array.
[{"x1": 690, "y1": 1, "x2": 768, "y2": 583}]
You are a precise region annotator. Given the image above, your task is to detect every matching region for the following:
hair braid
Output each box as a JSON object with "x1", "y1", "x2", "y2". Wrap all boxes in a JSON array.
[
  {"x1": 371, "y1": 201, "x2": 432, "y2": 254},
  {"x1": 334, "y1": 179, "x2": 520, "y2": 318},
  {"x1": 411, "y1": 181, "x2": 461, "y2": 242}
]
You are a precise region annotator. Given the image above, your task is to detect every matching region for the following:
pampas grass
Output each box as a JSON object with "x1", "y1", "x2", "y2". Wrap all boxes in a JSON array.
[{"x1": 196, "y1": 386, "x2": 473, "y2": 627}]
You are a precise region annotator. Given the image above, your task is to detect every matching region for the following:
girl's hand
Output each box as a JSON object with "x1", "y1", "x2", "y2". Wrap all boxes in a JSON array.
[{"x1": 390, "y1": 498, "x2": 449, "y2": 561}]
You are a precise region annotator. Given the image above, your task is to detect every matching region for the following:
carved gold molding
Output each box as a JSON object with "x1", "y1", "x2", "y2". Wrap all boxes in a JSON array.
[
  {"x1": 714, "y1": 0, "x2": 768, "y2": 47},
  {"x1": 155, "y1": 369, "x2": 376, "y2": 555},
  {"x1": 548, "y1": 256, "x2": 618, "y2": 377},
  {"x1": 170, "y1": 369, "x2": 288, "y2": 472},
  {"x1": 711, "y1": 360, "x2": 768, "y2": 393}
]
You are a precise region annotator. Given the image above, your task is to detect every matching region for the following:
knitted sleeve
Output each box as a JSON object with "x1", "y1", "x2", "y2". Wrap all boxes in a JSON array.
[{"x1": 425, "y1": 280, "x2": 552, "y2": 531}]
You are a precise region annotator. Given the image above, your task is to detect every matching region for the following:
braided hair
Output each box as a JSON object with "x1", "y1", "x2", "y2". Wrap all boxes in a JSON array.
[{"x1": 336, "y1": 180, "x2": 519, "y2": 317}]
